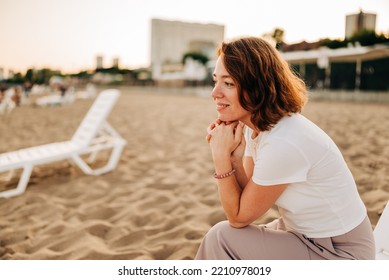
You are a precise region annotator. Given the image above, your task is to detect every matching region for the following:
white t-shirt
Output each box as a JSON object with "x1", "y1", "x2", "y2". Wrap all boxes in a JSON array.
[{"x1": 244, "y1": 113, "x2": 366, "y2": 238}]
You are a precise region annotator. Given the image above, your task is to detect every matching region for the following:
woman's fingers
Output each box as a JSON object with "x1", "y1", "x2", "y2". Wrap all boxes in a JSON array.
[
  {"x1": 206, "y1": 120, "x2": 243, "y2": 143},
  {"x1": 206, "y1": 122, "x2": 217, "y2": 143},
  {"x1": 235, "y1": 122, "x2": 245, "y2": 136},
  {"x1": 234, "y1": 122, "x2": 245, "y2": 143},
  {"x1": 207, "y1": 122, "x2": 216, "y2": 133}
]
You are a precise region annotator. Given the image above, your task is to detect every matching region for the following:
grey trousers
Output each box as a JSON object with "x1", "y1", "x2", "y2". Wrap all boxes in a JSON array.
[{"x1": 195, "y1": 216, "x2": 375, "y2": 260}]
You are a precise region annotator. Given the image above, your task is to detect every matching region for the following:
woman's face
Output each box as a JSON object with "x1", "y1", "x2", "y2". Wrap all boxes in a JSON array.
[{"x1": 211, "y1": 56, "x2": 251, "y2": 124}]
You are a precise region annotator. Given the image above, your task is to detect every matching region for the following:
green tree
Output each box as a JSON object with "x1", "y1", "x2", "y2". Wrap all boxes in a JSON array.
[
  {"x1": 320, "y1": 30, "x2": 389, "y2": 49},
  {"x1": 72, "y1": 70, "x2": 92, "y2": 79},
  {"x1": 24, "y1": 68, "x2": 34, "y2": 83},
  {"x1": 11, "y1": 72, "x2": 24, "y2": 84},
  {"x1": 349, "y1": 29, "x2": 389, "y2": 46},
  {"x1": 272, "y1": 28, "x2": 285, "y2": 50},
  {"x1": 320, "y1": 38, "x2": 348, "y2": 49},
  {"x1": 182, "y1": 52, "x2": 209, "y2": 65}
]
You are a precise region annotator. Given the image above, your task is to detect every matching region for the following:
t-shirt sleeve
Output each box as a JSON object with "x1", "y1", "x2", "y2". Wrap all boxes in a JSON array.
[{"x1": 252, "y1": 137, "x2": 310, "y2": 186}]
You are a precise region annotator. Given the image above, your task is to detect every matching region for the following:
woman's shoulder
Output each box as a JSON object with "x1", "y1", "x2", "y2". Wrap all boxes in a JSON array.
[
  {"x1": 269, "y1": 113, "x2": 333, "y2": 146},
  {"x1": 272, "y1": 113, "x2": 322, "y2": 134}
]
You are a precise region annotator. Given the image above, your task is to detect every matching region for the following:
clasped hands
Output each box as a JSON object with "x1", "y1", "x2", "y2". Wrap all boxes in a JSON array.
[{"x1": 206, "y1": 119, "x2": 246, "y2": 163}]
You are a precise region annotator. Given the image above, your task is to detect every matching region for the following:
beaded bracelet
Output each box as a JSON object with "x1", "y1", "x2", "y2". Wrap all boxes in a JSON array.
[{"x1": 213, "y1": 169, "x2": 236, "y2": 179}]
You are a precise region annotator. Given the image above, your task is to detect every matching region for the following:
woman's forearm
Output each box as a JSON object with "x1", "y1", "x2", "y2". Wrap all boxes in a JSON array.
[
  {"x1": 213, "y1": 155, "x2": 243, "y2": 223},
  {"x1": 209, "y1": 122, "x2": 248, "y2": 224},
  {"x1": 232, "y1": 160, "x2": 249, "y2": 190}
]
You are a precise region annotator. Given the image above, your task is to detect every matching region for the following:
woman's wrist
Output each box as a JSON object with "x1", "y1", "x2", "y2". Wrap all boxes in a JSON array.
[
  {"x1": 231, "y1": 159, "x2": 244, "y2": 174},
  {"x1": 231, "y1": 154, "x2": 244, "y2": 167},
  {"x1": 212, "y1": 155, "x2": 232, "y2": 174},
  {"x1": 231, "y1": 161, "x2": 243, "y2": 172},
  {"x1": 211, "y1": 150, "x2": 230, "y2": 162}
]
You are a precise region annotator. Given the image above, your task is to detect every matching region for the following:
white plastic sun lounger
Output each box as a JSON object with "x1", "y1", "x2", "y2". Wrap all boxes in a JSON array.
[
  {"x1": 0, "y1": 89, "x2": 126, "y2": 198},
  {"x1": 35, "y1": 87, "x2": 76, "y2": 107},
  {"x1": 374, "y1": 201, "x2": 389, "y2": 259}
]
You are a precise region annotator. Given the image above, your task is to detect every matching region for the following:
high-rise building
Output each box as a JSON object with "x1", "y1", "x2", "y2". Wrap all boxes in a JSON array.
[
  {"x1": 112, "y1": 57, "x2": 120, "y2": 68},
  {"x1": 150, "y1": 18, "x2": 224, "y2": 78},
  {"x1": 96, "y1": 55, "x2": 104, "y2": 69},
  {"x1": 345, "y1": 10, "x2": 376, "y2": 38}
]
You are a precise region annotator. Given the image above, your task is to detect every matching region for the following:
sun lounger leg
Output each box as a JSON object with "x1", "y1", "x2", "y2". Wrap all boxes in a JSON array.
[
  {"x1": 0, "y1": 165, "x2": 33, "y2": 198},
  {"x1": 98, "y1": 141, "x2": 125, "y2": 174},
  {"x1": 87, "y1": 151, "x2": 98, "y2": 163},
  {"x1": 71, "y1": 141, "x2": 125, "y2": 176}
]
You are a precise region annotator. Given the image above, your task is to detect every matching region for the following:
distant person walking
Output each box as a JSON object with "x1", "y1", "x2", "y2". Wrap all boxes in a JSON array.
[{"x1": 196, "y1": 37, "x2": 375, "y2": 260}]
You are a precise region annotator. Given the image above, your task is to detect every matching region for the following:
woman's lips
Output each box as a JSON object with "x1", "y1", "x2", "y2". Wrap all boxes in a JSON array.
[{"x1": 216, "y1": 103, "x2": 229, "y2": 111}]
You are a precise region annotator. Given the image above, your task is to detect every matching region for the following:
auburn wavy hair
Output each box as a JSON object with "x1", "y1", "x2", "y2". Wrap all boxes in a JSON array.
[{"x1": 217, "y1": 37, "x2": 308, "y2": 131}]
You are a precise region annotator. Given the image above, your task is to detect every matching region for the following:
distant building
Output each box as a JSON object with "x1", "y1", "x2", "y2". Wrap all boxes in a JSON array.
[
  {"x1": 112, "y1": 57, "x2": 120, "y2": 68},
  {"x1": 278, "y1": 10, "x2": 388, "y2": 91},
  {"x1": 281, "y1": 44, "x2": 389, "y2": 91},
  {"x1": 8, "y1": 70, "x2": 14, "y2": 79},
  {"x1": 345, "y1": 10, "x2": 376, "y2": 38},
  {"x1": 0, "y1": 68, "x2": 3, "y2": 80},
  {"x1": 150, "y1": 18, "x2": 224, "y2": 80},
  {"x1": 96, "y1": 55, "x2": 103, "y2": 69}
]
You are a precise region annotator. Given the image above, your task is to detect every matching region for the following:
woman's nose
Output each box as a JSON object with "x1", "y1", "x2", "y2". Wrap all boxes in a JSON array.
[{"x1": 211, "y1": 84, "x2": 223, "y2": 99}]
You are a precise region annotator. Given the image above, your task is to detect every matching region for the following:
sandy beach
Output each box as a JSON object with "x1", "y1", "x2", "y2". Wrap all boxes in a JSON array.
[{"x1": 1, "y1": 86, "x2": 388, "y2": 260}]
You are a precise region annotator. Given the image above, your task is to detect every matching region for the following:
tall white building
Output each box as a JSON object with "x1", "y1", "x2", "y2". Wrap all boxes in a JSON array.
[
  {"x1": 150, "y1": 18, "x2": 224, "y2": 78},
  {"x1": 112, "y1": 57, "x2": 120, "y2": 68},
  {"x1": 345, "y1": 10, "x2": 376, "y2": 38},
  {"x1": 96, "y1": 55, "x2": 104, "y2": 69}
]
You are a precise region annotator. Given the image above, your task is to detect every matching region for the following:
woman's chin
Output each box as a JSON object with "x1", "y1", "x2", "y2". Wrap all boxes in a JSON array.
[
  {"x1": 218, "y1": 115, "x2": 234, "y2": 123},
  {"x1": 217, "y1": 114, "x2": 227, "y2": 122},
  {"x1": 217, "y1": 113, "x2": 234, "y2": 122}
]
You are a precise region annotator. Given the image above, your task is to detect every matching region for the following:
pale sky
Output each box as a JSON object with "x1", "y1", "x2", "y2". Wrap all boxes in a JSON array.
[{"x1": 1, "y1": 0, "x2": 388, "y2": 74}]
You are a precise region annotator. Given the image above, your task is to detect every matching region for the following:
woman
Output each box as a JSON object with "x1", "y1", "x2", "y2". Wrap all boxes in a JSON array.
[{"x1": 195, "y1": 37, "x2": 375, "y2": 260}]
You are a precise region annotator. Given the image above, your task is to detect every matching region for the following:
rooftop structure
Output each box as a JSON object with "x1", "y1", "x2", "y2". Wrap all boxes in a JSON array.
[{"x1": 345, "y1": 10, "x2": 376, "y2": 38}]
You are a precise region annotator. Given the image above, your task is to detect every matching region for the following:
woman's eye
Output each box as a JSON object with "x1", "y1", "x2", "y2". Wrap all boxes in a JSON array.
[{"x1": 225, "y1": 82, "x2": 234, "y2": 87}]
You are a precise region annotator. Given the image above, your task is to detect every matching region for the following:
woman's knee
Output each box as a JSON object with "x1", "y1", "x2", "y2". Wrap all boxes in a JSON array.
[
  {"x1": 206, "y1": 221, "x2": 244, "y2": 244},
  {"x1": 204, "y1": 221, "x2": 239, "y2": 244},
  {"x1": 196, "y1": 221, "x2": 236, "y2": 258}
]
